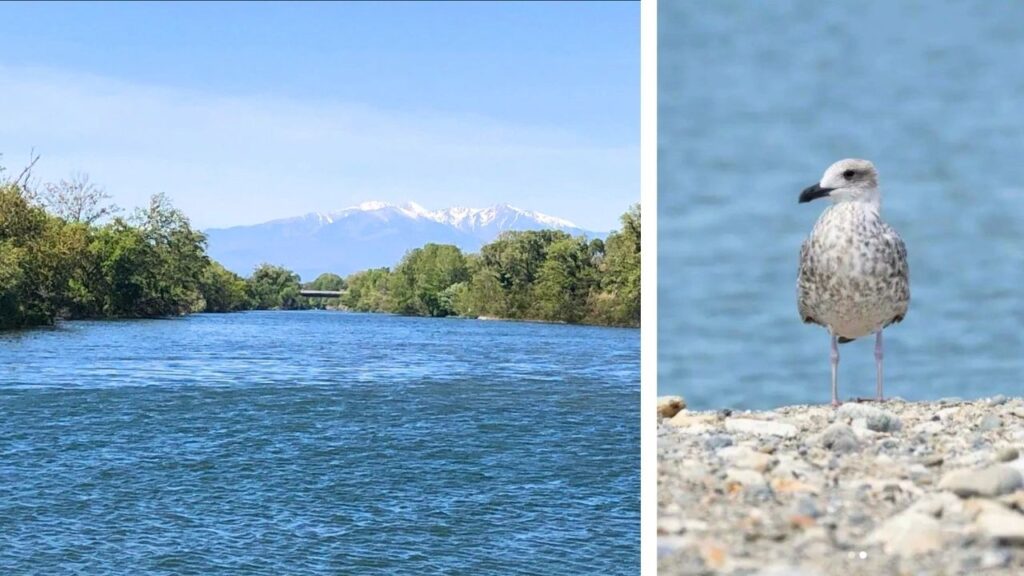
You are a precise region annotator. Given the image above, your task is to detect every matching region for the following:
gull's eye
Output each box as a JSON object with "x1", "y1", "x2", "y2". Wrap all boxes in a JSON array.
[{"x1": 843, "y1": 169, "x2": 855, "y2": 180}]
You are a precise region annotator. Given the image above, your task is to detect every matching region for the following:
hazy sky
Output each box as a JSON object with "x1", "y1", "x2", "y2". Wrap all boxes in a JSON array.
[{"x1": 0, "y1": 2, "x2": 638, "y2": 231}]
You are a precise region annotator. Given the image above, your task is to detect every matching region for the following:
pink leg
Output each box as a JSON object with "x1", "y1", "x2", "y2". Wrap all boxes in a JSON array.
[
  {"x1": 830, "y1": 334, "x2": 840, "y2": 407},
  {"x1": 875, "y1": 331, "x2": 884, "y2": 401}
]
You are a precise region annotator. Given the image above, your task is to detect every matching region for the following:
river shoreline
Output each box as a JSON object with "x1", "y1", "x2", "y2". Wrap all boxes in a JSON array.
[
  {"x1": 1, "y1": 308, "x2": 639, "y2": 334},
  {"x1": 658, "y1": 396, "x2": 1024, "y2": 575}
]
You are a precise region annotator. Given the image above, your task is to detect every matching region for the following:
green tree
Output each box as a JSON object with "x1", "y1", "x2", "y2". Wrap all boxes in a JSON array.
[
  {"x1": 475, "y1": 230, "x2": 571, "y2": 318},
  {"x1": 86, "y1": 220, "x2": 161, "y2": 317},
  {"x1": 200, "y1": 261, "x2": 251, "y2": 312},
  {"x1": 341, "y1": 267, "x2": 391, "y2": 312},
  {"x1": 246, "y1": 263, "x2": 302, "y2": 310},
  {"x1": 389, "y1": 243, "x2": 469, "y2": 317},
  {"x1": 533, "y1": 236, "x2": 596, "y2": 323},
  {"x1": 591, "y1": 204, "x2": 640, "y2": 326},
  {"x1": 0, "y1": 183, "x2": 58, "y2": 327}
]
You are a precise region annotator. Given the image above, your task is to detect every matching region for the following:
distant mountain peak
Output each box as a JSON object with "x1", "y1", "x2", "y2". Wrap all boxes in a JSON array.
[
  {"x1": 206, "y1": 200, "x2": 595, "y2": 279},
  {"x1": 320, "y1": 200, "x2": 580, "y2": 231}
]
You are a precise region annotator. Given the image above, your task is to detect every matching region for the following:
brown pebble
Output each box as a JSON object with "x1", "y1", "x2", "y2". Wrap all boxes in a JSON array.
[{"x1": 996, "y1": 447, "x2": 1019, "y2": 463}]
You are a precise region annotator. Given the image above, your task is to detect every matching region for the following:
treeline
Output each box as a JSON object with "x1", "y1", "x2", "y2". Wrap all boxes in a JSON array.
[
  {"x1": 1, "y1": 162, "x2": 638, "y2": 329},
  {"x1": 1, "y1": 175, "x2": 214, "y2": 328},
  {"x1": 340, "y1": 205, "x2": 640, "y2": 327},
  {"x1": 0, "y1": 169, "x2": 332, "y2": 329}
]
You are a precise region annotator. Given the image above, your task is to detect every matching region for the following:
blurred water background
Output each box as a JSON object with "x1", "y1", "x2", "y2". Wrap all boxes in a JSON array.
[
  {"x1": 659, "y1": 0, "x2": 1024, "y2": 409},
  {"x1": 0, "y1": 311, "x2": 638, "y2": 574}
]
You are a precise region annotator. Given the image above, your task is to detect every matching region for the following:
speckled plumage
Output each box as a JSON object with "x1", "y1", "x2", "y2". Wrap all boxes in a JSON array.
[
  {"x1": 796, "y1": 158, "x2": 909, "y2": 405},
  {"x1": 798, "y1": 201, "x2": 909, "y2": 340}
]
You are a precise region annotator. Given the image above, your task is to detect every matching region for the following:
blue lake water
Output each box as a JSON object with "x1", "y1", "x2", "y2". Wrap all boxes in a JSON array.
[
  {"x1": 659, "y1": 1, "x2": 1024, "y2": 409},
  {"x1": 0, "y1": 311, "x2": 638, "y2": 574}
]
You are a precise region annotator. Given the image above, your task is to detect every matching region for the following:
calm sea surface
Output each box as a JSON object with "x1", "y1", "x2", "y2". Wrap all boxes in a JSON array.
[
  {"x1": 660, "y1": 1, "x2": 1024, "y2": 409},
  {"x1": 0, "y1": 311, "x2": 638, "y2": 574}
]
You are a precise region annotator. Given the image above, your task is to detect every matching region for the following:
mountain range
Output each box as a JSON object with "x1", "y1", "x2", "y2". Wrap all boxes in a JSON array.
[{"x1": 204, "y1": 201, "x2": 598, "y2": 280}]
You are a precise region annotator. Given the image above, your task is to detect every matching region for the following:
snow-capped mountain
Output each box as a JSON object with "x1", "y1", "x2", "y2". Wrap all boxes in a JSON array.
[{"x1": 205, "y1": 202, "x2": 597, "y2": 280}]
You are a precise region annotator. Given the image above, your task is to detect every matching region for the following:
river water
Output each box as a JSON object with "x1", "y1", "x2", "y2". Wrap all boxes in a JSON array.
[
  {"x1": 0, "y1": 311, "x2": 638, "y2": 574},
  {"x1": 659, "y1": 0, "x2": 1024, "y2": 409}
]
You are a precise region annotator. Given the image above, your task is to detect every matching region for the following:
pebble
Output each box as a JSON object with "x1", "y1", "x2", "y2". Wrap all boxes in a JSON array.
[
  {"x1": 912, "y1": 421, "x2": 944, "y2": 436},
  {"x1": 659, "y1": 398, "x2": 1024, "y2": 575},
  {"x1": 989, "y1": 395, "x2": 1009, "y2": 406},
  {"x1": 995, "y1": 446, "x2": 1019, "y2": 462},
  {"x1": 819, "y1": 423, "x2": 859, "y2": 454},
  {"x1": 865, "y1": 511, "x2": 945, "y2": 557},
  {"x1": 938, "y1": 465, "x2": 1024, "y2": 498},
  {"x1": 753, "y1": 566, "x2": 823, "y2": 576},
  {"x1": 836, "y1": 403, "x2": 902, "y2": 432},
  {"x1": 658, "y1": 516, "x2": 685, "y2": 535},
  {"x1": 668, "y1": 412, "x2": 717, "y2": 432},
  {"x1": 719, "y1": 445, "x2": 776, "y2": 472},
  {"x1": 975, "y1": 508, "x2": 1024, "y2": 545},
  {"x1": 725, "y1": 418, "x2": 798, "y2": 438},
  {"x1": 793, "y1": 496, "x2": 821, "y2": 519},
  {"x1": 657, "y1": 396, "x2": 687, "y2": 419},
  {"x1": 907, "y1": 492, "x2": 959, "y2": 518},
  {"x1": 980, "y1": 548, "x2": 1012, "y2": 569},
  {"x1": 704, "y1": 434, "x2": 734, "y2": 450},
  {"x1": 726, "y1": 468, "x2": 769, "y2": 490},
  {"x1": 978, "y1": 414, "x2": 1002, "y2": 431}
]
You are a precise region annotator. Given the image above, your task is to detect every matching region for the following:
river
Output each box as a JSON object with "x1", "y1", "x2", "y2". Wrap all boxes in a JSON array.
[{"x1": 0, "y1": 311, "x2": 639, "y2": 574}]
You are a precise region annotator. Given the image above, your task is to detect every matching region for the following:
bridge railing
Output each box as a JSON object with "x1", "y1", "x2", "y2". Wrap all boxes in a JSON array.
[{"x1": 299, "y1": 290, "x2": 346, "y2": 298}]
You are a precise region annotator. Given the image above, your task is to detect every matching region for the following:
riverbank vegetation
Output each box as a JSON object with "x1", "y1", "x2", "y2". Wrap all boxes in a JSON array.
[
  {"x1": 1, "y1": 161, "x2": 638, "y2": 329},
  {"x1": 340, "y1": 205, "x2": 641, "y2": 327}
]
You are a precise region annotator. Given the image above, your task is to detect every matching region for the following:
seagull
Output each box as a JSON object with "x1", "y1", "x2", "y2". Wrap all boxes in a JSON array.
[{"x1": 797, "y1": 159, "x2": 910, "y2": 406}]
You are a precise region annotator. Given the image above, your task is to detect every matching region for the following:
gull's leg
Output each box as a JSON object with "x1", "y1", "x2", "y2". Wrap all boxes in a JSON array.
[
  {"x1": 830, "y1": 333, "x2": 840, "y2": 407},
  {"x1": 875, "y1": 330, "x2": 884, "y2": 401}
]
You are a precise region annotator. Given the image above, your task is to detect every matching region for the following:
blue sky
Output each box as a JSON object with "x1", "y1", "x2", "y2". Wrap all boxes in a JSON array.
[{"x1": 0, "y1": 2, "x2": 638, "y2": 230}]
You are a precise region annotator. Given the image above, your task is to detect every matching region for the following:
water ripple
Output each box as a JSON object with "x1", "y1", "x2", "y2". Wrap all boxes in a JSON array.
[{"x1": 1, "y1": 311, "x2": 639, "y2": 574}]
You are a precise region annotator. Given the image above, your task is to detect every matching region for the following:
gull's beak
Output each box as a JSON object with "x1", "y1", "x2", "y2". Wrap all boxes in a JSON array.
[{"x1": 799, "y1": 183, "x2": 834, "y2": 203}]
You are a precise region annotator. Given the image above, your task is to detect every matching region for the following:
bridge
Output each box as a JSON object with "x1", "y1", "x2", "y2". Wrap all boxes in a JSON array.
[{"x1": 299, "y1": 290, "x2": 346, "y2": 298}]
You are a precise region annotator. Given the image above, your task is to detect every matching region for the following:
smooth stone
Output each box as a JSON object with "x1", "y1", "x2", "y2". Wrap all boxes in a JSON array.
[
  {"x1": 820, "y1": 423, "x2": 859, "y2": 454},
  {"x1": 668, "y1": 412, "x2": 718, "y2": 430},
  {"x1": 658, "y1": 515, "x2": 685, "y2": 535},
  {"x1": 936, "y1": 406, "x2": 960, "y2": 420},
  {"x1": 836, "y1": 404, "x2": 901, "y2": 432},
  {"x1": 977, "y1": 414, "x2": 1002, "y2": 431},
  {"x1": 980, "y1": 548, "x2": 1012, "y2": 569},
  {"x1": 964, "y1": 497, "x2": 1011, "y2": 518},
  {"x1": 865, "y1": 511, "x2": 945, "y2": 557},
  {"x1": 851, "y1": 424, "x2": 879, "y2": 442},
  {"x1": 754, "y1": 566, "x2": 823, "y2": 576},
  {"x1": 704, "y1": 434, "x2": 734, "y2": 450},
  {"x1": 725, "y1": 418, "x2": 798, "y2": 438},
  {"x1": 907, "y1": 492, "x2": 961, "y2": 518},
  {"x1": 673, "y1": 423, "x2": 714, "y2": 435},
  {"x1": 718, "y1": 445, "x2": 776, "y2": 472},
  {"x1": 975, "y1": 509, "x2": 1024, "y2": 545},
  {"x1": 793, "y1": 496, "x2": 821, "y2": 518},
  {"x1": 996, "y1": 447, "x2": 1019, "y2": 463},
  {"x1": 657, "y1": 396, "x2": 687, "y2": 419},
  {"x1": 726, "y1": 468, "x2": 768, "y2": 490},
  {"x1": 912, "y1": 421, "x2": 944, "y2": 436},
  {"x1": 938, "y1": 465, "x2": 1024, "y2": 498}
]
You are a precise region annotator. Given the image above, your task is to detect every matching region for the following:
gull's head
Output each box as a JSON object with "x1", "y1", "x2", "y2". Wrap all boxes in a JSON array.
[{"x1": 799, "y1": 159, "x2": 880, "y2": 206}]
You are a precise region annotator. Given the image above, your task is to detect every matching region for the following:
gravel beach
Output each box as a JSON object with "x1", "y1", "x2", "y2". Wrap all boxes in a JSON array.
[{"x1": 658, "y1": 396, "x2": 1024, "y2": 575}]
